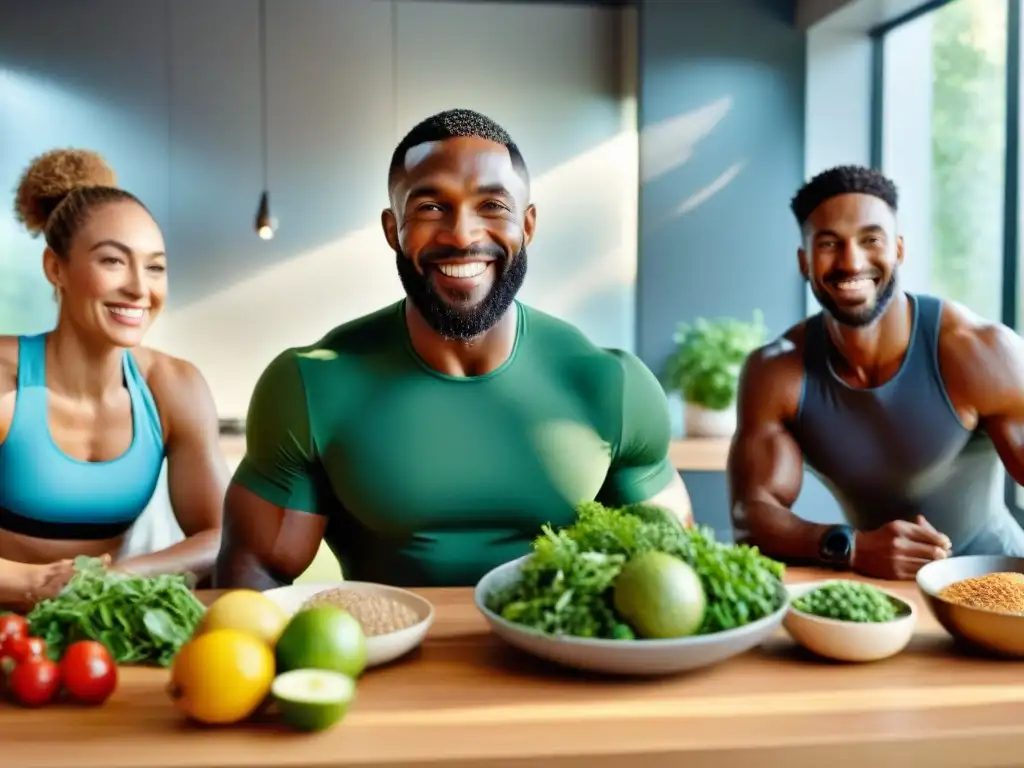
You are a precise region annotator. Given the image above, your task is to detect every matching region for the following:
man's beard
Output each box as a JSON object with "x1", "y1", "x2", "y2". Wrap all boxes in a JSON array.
[
  {"x1": 395, "y1": 245, "x2": 527, "y2": 341},
  {"x1": 811, "y1": 269, "x2": 898, "y2": 328}
]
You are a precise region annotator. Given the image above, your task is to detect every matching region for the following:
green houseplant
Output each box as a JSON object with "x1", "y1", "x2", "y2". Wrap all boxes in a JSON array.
[{"x1": 664, "y1": 311, "x2": 767, "y2": 437}]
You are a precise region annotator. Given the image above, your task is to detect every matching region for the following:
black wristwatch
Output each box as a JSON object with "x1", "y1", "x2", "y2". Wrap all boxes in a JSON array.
[{"x1": 819, "y1": 524, "x2": 855, "y2": 569}]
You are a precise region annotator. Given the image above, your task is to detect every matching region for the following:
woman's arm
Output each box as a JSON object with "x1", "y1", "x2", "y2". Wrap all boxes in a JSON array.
[
  {"x1": 114, "y1": 357, "x2": 227, "y2": 580},
  {"x1": 0, "y1": 558, "x2": 76, "y2": 612}
]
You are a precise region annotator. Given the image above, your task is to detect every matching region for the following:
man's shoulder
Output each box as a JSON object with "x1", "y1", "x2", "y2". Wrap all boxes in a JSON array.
[
  {"x1": 937, "y1": 297, "x2": 1015, "y2": 354},
  {"x1": 272, "y1": 302, "x2": 404, "y2": 369},
  {"x1": 936, "y1": 297, "x2": 1023, "y2": 396},
  {"x1": 304, "y1": 302, "x2": 405, "y2": 356},
  {"x1": 744, "y1": 320, "x2": 808, "y2": 380},
  {"x1": 253, "y1": 303, "x2": 404, "y2": 391},
  {"x1": 521, "y1": 303, "x2": 604, "y2": 352}
]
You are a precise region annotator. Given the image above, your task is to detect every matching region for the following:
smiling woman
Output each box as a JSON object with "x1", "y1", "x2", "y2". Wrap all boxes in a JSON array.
[{"x1": 0, "y1": 148, "x2": 227, "y2": 612}]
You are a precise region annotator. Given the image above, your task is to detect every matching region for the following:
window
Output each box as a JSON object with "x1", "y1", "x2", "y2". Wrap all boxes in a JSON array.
[
  {"x1": 878, "y1": 0, "x2": 1011, "y2": 323},
  {"x1": 875, "y1": 0, "x2": 1022, "y2": 513}
]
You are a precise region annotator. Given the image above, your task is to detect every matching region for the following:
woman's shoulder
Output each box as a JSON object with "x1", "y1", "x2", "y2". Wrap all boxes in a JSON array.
[
  {"x1": 131, "y1": 346, "x2": 210, "y2": 398},
  {"x1": 131, "y1": 347, "x2": 218, "y2": 432}
]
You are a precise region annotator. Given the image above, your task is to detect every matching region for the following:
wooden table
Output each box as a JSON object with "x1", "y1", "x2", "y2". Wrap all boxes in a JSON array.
[{"x1": 5, "y1": 568, "x2": 1024, "y2": 768}]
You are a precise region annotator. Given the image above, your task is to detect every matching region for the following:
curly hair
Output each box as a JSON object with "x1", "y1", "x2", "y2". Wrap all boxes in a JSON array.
[
  {"x1": 388, "y1": 108, "x2": 528, "y2": 189},
  {"x1": 790, "y1": 165, "x2": 898, "y2": 227},
  {"x1": 13, "y1": 148, "x2": 146, "y2": 256}
]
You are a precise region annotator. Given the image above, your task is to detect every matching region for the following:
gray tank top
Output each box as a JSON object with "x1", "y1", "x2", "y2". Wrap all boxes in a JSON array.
[{"x1": 794, "y1": 293, "x2": 1024, "y2": 556}]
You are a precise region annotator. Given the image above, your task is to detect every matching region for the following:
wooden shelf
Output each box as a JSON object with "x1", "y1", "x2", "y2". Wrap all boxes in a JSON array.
[
  {"x1": 220, "y1": 436, "x2": 730, "y2": 472},
  {"x1": 669, "y1": 437, "x2": 730, "y2": 472}
]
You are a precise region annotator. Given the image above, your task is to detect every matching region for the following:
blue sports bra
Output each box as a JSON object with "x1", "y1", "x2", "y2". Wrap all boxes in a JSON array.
[{"x1": 0, "y1": 333, "x2": 165, "y2": 540}]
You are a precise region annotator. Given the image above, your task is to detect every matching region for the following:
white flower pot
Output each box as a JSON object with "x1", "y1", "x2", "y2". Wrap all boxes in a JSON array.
[{"x1": 684, "y1": 402, "x2": 736, "y2": 438}]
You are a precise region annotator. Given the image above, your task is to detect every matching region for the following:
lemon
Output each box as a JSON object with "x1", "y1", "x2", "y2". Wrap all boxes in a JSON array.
[
  {"x1": 613, "y1": 551, "x2": 707, "y2": 639},
  {"x1": 272, "y1": 669, "x2": 356, "y2": 732},
  {"x1": 168, "y1": 628, "x2": 275, "y2": 725},
  {"x1": 198, "y1": 590, "x2": 289, "y2": 647},
  {"x1": 275, "y1": 606, "x2": 367, "y2": 679}
]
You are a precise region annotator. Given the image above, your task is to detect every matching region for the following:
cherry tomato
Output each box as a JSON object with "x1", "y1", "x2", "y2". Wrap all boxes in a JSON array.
[
  {"x1": 8, "y1": 658, "x2": 61, "y2": 707},
  {"x1": 60, "y1": 641, "x2": 117, "y2": 705},
  {"x1": 0, "y1": 614, "x2": 27, "y2": 652},
  {"x1": 6, "y1": 636, "x2": 46, "y2": 664}
]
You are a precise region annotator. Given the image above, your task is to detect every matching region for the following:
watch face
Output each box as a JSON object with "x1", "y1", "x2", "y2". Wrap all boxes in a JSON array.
[{"x1": 824, "y1": 527, "x2": 852, "y2": 560}]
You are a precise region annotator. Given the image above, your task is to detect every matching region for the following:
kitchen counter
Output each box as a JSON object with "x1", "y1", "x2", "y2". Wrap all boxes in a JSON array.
[{"x1": 6, "y1": 568, "x2": 1024, "y2": 768}]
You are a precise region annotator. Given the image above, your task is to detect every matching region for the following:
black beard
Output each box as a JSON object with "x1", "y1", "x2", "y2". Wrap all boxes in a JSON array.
[
  {"x1": 395, "y1": 245, "x2": 527, "y2": 341},
  {"x1": 811, "y1": 270, "x2": 898, "y2": 328}
]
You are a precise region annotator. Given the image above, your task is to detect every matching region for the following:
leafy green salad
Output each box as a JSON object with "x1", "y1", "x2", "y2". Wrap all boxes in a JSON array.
[
  {"x1": 26, "y1": 556, "x2": 205, "y2": 667},
  {"x1": 485, "y1": 501, "x2": 786, "y2": 639}
]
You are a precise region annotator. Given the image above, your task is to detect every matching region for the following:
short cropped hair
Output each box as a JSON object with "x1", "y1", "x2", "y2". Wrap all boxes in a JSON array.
[
  {"x1": 387, "y1": 108, "x2": 528, "y2": 188},
  {"x1": 790, "y1": 165, "x2": 898, "y2": 226}
]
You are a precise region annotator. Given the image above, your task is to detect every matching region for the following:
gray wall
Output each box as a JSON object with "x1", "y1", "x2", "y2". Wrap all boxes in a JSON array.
[
  {"x1": 1, "y1": 0, "x2": 638, "y2": 416},
  {"x1": 637, "y1": 0, "x2": 843, "y2": 538}
]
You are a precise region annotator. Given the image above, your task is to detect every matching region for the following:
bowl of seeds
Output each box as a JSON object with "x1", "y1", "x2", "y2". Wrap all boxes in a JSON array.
[
  {"x1": 783, "y1": 579, "x2": 917, "y2": 662},
  {"x1": 917, "y1": 555, "x2": 1024, "y2": 657},
  {"x1": 262, "y1": 581, "x2": 435, "y2": 667}
]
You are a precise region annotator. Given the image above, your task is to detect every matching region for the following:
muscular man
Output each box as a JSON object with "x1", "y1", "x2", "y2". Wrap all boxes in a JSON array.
[
  {"x1": 215, "y1": 109, "x2": 691, "y2": 590},
  {"x1": 729, "y1": 165, "x2": 1024, "y2": 580}
]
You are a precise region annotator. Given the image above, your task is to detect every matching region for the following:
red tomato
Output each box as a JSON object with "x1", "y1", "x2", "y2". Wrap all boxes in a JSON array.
[
  {"x1": 6, "y1": 636, "x2": 46, "y2": 664},
  {"x1": 8, "y1": 658, "x2": 61, "y2": 707},
  {"x1": 0, "y1": 614, "x2": 27, "y2": 652},
  {"x1": 60, "y1": 641, "x2": 117, "y2": 705}
]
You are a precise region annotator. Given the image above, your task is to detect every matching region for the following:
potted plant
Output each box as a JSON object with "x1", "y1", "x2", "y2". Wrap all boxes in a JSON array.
[{"x1": 664, "y1": 310, "x2": 767, "y2": 438}]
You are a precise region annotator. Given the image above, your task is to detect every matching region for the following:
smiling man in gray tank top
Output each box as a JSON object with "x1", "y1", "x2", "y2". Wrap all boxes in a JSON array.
[{"x1": 728, "y1": 165, "x2": 1024, "y2": 580}]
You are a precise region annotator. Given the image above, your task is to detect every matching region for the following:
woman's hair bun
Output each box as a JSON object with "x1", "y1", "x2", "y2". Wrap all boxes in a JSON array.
[{"x1": 13, "y1": 148, "x2": 118, "y2": 236}]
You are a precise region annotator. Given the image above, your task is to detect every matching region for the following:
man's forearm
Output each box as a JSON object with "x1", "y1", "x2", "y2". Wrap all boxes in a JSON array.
[
  {"x1": 732, "y1": 500, "x2": 831, "y2": 564},
  {"x1": 212, "y1": 546, "x2": 290, "y2": 590}
]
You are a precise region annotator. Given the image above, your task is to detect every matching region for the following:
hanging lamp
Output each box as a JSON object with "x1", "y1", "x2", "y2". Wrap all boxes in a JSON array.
[{"x1": 254, "y1": 0, "x2": 275, "y2": 239}]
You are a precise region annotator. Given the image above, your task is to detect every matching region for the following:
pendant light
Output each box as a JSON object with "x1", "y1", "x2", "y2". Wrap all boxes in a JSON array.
[{"x1": 254, "y1": 0, "x2": 275, "y2": 240}]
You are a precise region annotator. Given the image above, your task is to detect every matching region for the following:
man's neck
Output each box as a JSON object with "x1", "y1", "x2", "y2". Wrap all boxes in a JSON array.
[
  {"x1": 824, "y1": 291, "x2": 913, "y2": 388},
  {"x1": 405, "y1": 301, "x2": 519, "y2": 378}
]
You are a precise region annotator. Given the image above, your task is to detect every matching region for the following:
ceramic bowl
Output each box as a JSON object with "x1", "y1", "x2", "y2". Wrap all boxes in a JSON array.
[
  {"x1": 262, "y1": 581, "x2": 435, "y2": 667},
  {"x1": 783, "y1": 579, "x2": 917, "y2": 662},
  {"x1": 474, "y1": 555, "x2": 789, "y2": 676},
  {"x1": 917, "y1": 555, "x2": 1024, "y2": 658}
]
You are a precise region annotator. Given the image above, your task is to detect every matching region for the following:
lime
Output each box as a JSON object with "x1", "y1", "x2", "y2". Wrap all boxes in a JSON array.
[
  {"x1": 272, "y1": 669, "x2": 356, "y2": 732},
  {"x1": 612, "y1": 551, "x2": 706, "y2": 639},
  {"x1": 275, "y1": 606, "x2": 368, "y2": 679}
]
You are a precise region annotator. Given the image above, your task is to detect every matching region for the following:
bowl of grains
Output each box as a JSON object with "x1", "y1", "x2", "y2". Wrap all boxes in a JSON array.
[
  {"x1": 916, "y1": 555, "x2": 1024, "y2": 657},
  {"x1": 262, "y1": 581, "x2": 435, "y2": 667}
]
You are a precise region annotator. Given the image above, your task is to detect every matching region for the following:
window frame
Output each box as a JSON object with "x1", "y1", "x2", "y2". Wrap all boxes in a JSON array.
[{"x1": 868, "y1": 0, "x2": 1023, "y2": 516}]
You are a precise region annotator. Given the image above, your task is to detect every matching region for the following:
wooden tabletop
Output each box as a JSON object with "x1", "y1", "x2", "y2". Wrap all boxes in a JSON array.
[{"x1": 6, "y1": 568, "x2": 1024, "y2": 768}]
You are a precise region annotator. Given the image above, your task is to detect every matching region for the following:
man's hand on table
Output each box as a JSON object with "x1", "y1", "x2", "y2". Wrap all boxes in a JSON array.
[{"x1": 851, "y1": 515, "x2": 953, "y2": 580}]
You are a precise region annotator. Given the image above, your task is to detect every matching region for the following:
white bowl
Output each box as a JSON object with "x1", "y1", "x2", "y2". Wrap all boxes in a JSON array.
[
  {"x1": 474, "y1": 555, "x2": 789, "y2": 676},
  {"x1": 783, "y1": 580, "x2": 917, "y2": 662},
  {"x1": 262, "y1": 581, "x2": 434, "y2": 668}
]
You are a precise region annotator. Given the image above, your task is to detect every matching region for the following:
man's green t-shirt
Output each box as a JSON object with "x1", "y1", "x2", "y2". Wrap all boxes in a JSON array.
[{"x1": 233, "y1": 300, "x2": 676, "y2": 587}]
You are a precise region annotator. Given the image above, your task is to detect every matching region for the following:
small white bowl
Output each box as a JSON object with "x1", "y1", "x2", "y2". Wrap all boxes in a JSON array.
[
  {"x1": 261, "y1": 581, "x2": 434, "y2": 668},
  {"x1": 783, "y1": 579, "x2": 917, "y2": 662}
]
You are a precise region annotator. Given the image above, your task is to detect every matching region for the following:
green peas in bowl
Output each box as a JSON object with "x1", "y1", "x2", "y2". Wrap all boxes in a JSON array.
[{"x1": 784, "y1": 580, "x2": 917, "y2": 662}]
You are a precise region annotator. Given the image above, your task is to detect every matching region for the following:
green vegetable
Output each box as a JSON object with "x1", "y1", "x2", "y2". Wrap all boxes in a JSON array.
[
  {"x1": 793, "y1": 581, "x2": 901, "y2": 623},
  {"x1": 26, "y1": 556, "x2": 204, "y2": 666},
  {"x1": 486, "y1": 501, "x2": 785, "y2": 639}
]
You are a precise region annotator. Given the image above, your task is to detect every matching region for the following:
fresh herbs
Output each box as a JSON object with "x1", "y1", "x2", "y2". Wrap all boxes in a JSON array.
[
  {"x1": 26, "y1": 557, "x2": 204, "y2": 667},
  {"x1": 486, "y1": 501, "x2": 785, "y2": 639}
]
